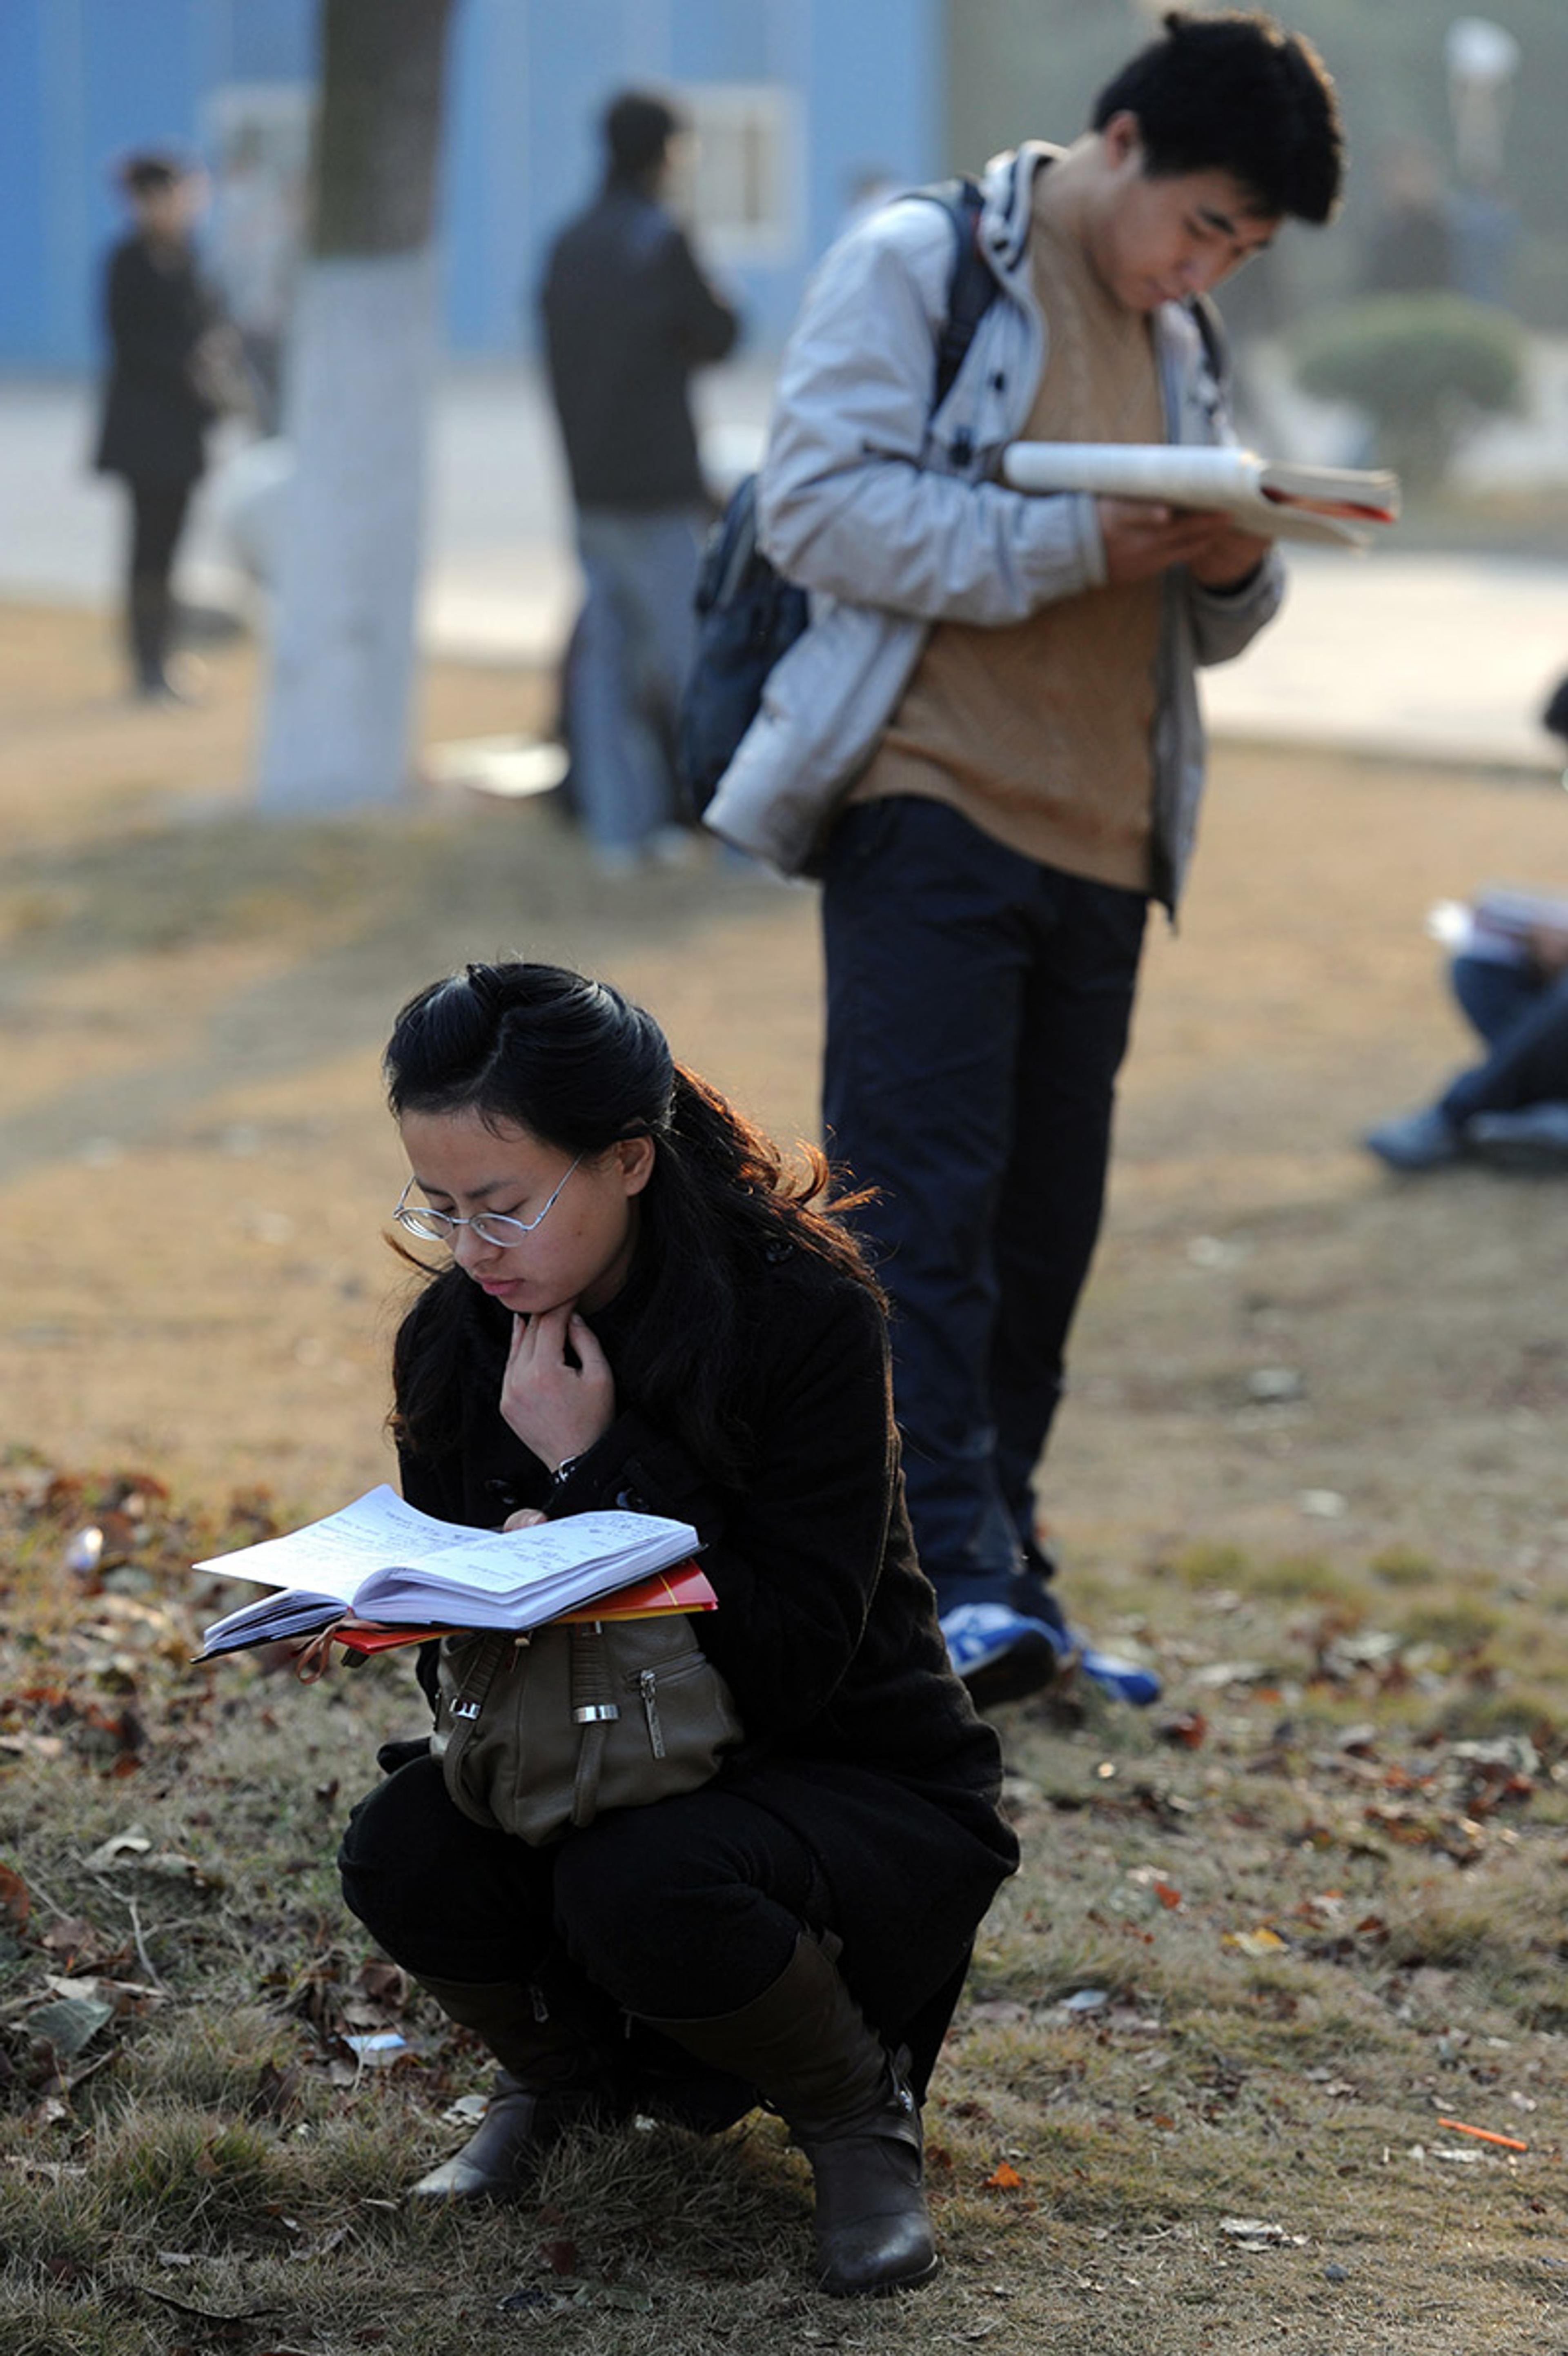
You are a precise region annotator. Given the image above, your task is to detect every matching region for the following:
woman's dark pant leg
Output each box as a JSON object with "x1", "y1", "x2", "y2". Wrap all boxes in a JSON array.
[
  {"x1": 338, "y1": 1757, "x2": 557, "y2": 1984},
  {"x1": 550, "y1": 1787, "x2": 829, "y2": 2020},
  {"x1": 125, "y1": 476, "x2": 192, "y2": 689},
  {"x1": 340, "y1": 1768, "x2": 826, "y2": 2015}
]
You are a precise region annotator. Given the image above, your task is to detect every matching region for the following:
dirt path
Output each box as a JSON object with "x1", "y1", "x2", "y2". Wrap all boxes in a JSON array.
[{"x1": 4, "y1": 603, "x2": 1566, "y2": 1608}]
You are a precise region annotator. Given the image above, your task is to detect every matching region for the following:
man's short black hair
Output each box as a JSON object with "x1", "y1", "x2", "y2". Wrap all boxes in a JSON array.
[
  {"x1": 120, "y1": 150, "x2": 188, "y2": 197},
  {"x1": 1092, "y1": 9, "x2": 1344, "y2": 225},
  {"x1": 602, "y1": 90, "x2": 683, "y2": 187}
]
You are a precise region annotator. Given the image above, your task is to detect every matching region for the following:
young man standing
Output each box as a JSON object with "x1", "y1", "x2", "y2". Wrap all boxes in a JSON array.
[
  {"x1": 706, "y1": 11, "x2": 1344, "y2": 1706},
  {"x1": 540, "y1": 91, "x2": 740, "y2": 873}
]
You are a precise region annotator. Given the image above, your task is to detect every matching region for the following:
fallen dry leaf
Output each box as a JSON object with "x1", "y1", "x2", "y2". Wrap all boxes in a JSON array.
[
  {"x1": 0, "y1": 1864, "x2": 30, "y2": 1930},
  {"x1": 1223, "y1": 1926, "x2": 1289, "y2": 1957}
]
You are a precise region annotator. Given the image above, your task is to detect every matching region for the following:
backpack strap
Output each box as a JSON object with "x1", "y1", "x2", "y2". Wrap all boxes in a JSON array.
[
  {"x1": 1189, "y1": 291, "x2": 1232, "y2": 399},
  {"x1": 903, "y1": 175, "x2": 997, "y2": 414}
]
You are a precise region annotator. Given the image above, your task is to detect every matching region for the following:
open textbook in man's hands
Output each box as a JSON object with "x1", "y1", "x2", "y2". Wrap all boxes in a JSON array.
[
  {"x1": 1001, "y1": 443, "x2": 1401, "y2": 550},
  {"x1": 192, "y1": 1484, "x2": 704, "y2": 1659}
]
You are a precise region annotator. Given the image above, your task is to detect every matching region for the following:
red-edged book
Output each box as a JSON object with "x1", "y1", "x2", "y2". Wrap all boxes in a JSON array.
[{"x1": 330, "y1": 1559, "x2": 717, "y2": 1654}]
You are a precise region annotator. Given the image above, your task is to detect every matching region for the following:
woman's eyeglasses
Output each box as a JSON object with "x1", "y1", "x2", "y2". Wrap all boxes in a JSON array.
[{"x1": 392, "y1": 1156, "x2": 581, "y2": 1247}]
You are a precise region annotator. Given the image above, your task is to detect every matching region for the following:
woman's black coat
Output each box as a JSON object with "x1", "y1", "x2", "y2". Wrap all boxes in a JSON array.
[
  {"x1": 94, "y1": 234, "x2": 215, "y2": 484},
  {"x1": 393, "y1": 1238, "x2": 1019, "y2": 2025}
]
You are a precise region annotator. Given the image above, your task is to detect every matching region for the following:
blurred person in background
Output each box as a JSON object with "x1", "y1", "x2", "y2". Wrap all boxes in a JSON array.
[
  {"x1": 211, "y1": 121, "x2": 303, "y2": 436},
  {"x1": 93, "y1": 150, "x2": 230, "y2": 702},
  {"x1": 1363, "y1": 141, "x2": 1452, "y2": 296},
  {"x1": 539, "y1": 91, "x2": 740, "y2": 875},
  {"x1": 1363, "y1": 916, "x2": 1568, "y2": 1175},
  {"x1": 1366, "y1": 683, "x2": 1568, "y2": 1175}
]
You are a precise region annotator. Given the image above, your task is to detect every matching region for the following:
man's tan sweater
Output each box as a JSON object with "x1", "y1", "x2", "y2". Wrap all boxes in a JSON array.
[{"x1": 851, "y1": 170, "x2": 1164, "y2": 891}]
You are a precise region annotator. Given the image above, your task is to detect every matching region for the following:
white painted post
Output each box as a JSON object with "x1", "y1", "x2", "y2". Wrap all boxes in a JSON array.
[{"x1": 256, "y1": 0, "x2": 456, "y2": 814}]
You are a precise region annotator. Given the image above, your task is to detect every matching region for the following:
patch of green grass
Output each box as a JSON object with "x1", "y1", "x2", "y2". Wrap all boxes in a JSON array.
[
  {"x1": 1164, "y1": 1540, "x2": 1252, "y2": 1589},
  {"x1": 0, "y1": 2288, "x2": 167, "y2": 2356},
  {"x1": 1243, "y1": 1553, "x2": 1361, "y2": 1603},
  {"x1": 1370, "y1": 1545, "x2": 1443, "y2": 1586},
  {"x1": 110, "y1": 2006, "x2": 317, "y2": 2117},
  {"x1": 971, "y1": 1910, "x2": 1145, "y2": 2011},
  {"x1": 1429, "y1": 1681, "x2": 1568, "y2": 1742},
  {"x1": 89, "y1": 2109, "x2": 287, "y2": 2239},
  {"x1": 1382, "y1": 1877, "x2": 1559, "y2": 1981},
  {"x1": 1394, "y1": 1597, "x2": 1503, "y2": 1652}
]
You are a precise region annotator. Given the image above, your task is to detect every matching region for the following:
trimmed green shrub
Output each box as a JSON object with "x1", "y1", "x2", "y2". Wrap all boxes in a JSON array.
[{"x1": 1292, "y1": 293, "x2": 1527, "y2": 488}]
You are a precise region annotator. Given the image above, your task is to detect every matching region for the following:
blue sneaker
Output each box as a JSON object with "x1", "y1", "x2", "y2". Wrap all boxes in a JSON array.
[
  {"x1": 1468, "y1": 1102, "x2": 1568, "y2": 1170},
  {"x1": 1363, "y1": 1105, "x2": 1463, "y2": 1172},
  {"x1": 1012, "y1": 1556, "x2": 1163, "y2": 1708},
  {"x1": 1077, "y1": 1641, "x2": 1163, "y2": 1709},
  {"x1": 939, "y1": 1602, "x2": 1067, "y2": 1708}
]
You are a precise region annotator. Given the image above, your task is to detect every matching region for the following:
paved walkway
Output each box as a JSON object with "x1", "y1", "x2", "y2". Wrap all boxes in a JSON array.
[
  {"x1": 3, "y1": 365, "x2": 1566, "y2": 776},
  {"x1": 1202, "y1": 546, "x2": 1568, "y2": 774}
]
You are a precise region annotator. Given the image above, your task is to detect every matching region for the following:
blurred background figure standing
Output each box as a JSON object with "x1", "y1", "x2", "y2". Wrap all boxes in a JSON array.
[
  {"x1": 1445, "y1": 13, "x2": 1521, "y2": 307},
  {"x1": 839, "y1": 165, "x2": 905, "y2": 239},
  {"x1": 210, "y1": 120, "x2": 303, "y2": 438},
  {"x1": 539, "y1": 89, "x2": 740, "y2": 876},
  {"x1": 1363, "y1": 140, "x2": 1452, "y2": 295},
  {"x1": 93, "y1": 151, "x2": 231, "y2": 703}
]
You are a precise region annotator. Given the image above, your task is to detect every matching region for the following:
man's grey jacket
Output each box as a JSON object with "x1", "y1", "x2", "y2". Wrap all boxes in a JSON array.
[{"x1": 700, "y1": 143, "x2": 1283, "y2": 908}]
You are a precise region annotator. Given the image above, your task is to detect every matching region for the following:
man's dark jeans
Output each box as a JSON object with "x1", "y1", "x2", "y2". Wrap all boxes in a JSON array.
[
  {"x1": 1441, "y1": 960, "x2": 1568, "y2": 1125},
  {"x1": 822, "y1": 797, "x2": 1147, "y2": 1615}
]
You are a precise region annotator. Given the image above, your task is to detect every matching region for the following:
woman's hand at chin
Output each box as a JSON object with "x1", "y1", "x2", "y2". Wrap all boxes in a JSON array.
[{"x1": 499, "y1": 1303, "x2": 617, "y2": 1474}]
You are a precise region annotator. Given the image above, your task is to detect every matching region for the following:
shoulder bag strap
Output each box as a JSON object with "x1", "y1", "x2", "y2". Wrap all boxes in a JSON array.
[{"x1": 568, "y1": 1621, "x2": 621, "y2": 1829}]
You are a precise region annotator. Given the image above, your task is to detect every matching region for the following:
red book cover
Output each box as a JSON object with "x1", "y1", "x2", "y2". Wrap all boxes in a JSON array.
[{"x1": 330, "y1": 1559, "x2": 716, "y2": 1652}]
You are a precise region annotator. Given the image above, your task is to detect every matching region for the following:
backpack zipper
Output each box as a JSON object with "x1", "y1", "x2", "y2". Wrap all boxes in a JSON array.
[{"x1": 637, "y1": 1668, "x2": 666, "y2": 1759}]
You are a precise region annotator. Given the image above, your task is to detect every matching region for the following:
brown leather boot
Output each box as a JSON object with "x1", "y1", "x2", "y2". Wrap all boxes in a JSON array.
[
  {"x1": 409, "y1": 1973, "x2": 624, "y2": 2200},
  {"x1": 642, "y1": 1934, "x2": 937, "y2": 2296}
]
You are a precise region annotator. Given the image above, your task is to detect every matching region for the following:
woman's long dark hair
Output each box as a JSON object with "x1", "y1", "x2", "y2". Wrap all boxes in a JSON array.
[{"x1": 385, "y1": 960, "x2": 880, "y2": 1480}]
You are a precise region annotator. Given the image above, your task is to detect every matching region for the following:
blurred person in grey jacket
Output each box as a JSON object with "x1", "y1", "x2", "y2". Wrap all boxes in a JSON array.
[
  {"x1": 704, "y1": 11, "x2": 1345, "y2": 1710},
  {"x1": 540, "y1": 91, "x2": 740, "y2": 873}
]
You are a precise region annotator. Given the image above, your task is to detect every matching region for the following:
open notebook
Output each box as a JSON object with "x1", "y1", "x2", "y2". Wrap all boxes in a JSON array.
[{"x1": 193, "y1": 1485, "x2": 704, "y2": 1659}]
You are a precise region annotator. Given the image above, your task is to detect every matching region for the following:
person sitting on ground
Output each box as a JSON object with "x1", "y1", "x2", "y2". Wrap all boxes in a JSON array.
[
  {"x1": 336, "y1": 960, "x2": 1018, "y2": 2296},
  {"x1": 1364, "y1": 906, "x2": 1568, "y2": 1171}
]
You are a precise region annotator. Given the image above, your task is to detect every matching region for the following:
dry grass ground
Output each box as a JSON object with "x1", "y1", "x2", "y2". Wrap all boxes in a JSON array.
[{"x1": 2, "y1": 602, "x2": 1567, "y2": 2353}]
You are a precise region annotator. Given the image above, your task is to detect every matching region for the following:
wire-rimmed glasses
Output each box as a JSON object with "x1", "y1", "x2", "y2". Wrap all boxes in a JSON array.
[{"x1": 392, "y1": 1155, "x2": 582, "y2": 1247}]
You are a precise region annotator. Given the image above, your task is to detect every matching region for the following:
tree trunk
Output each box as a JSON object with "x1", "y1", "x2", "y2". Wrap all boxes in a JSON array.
[{"x1": 256, "y1": 0, "x2": 456, "y2": 813}]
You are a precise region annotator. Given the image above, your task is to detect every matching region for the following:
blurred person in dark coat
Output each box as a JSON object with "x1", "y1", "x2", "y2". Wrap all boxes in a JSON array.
[
  {"x1": 539, "y1": 91, "x2": 740, "y2": 872},
  {"x1": 1363, "y1": 142, "x2": 1452, "y2": 296},
  {"x1": 94, "y1": 151, "x2": 227, "y2": 700}
]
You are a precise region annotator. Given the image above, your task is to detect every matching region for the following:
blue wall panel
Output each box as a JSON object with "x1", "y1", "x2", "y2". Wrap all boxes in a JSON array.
[
  {"x1": 220, "y1": 0, "x2": 315, "y2": 82},
  {"x1": 805, "y1": 0, "x2": 943, "y2": 265},
  {"x1": 0, "y1": 9, "x2": 49, "y2": 360},
  {"x1": 77, "y1": 0, "x2": 205, "y2": 369},
  {"x1": 2, "y1": 0, "x2": 943, "y2": 368},
  {"x1": 669, "y1": 0, "x2": 771, "y2": 85}
]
